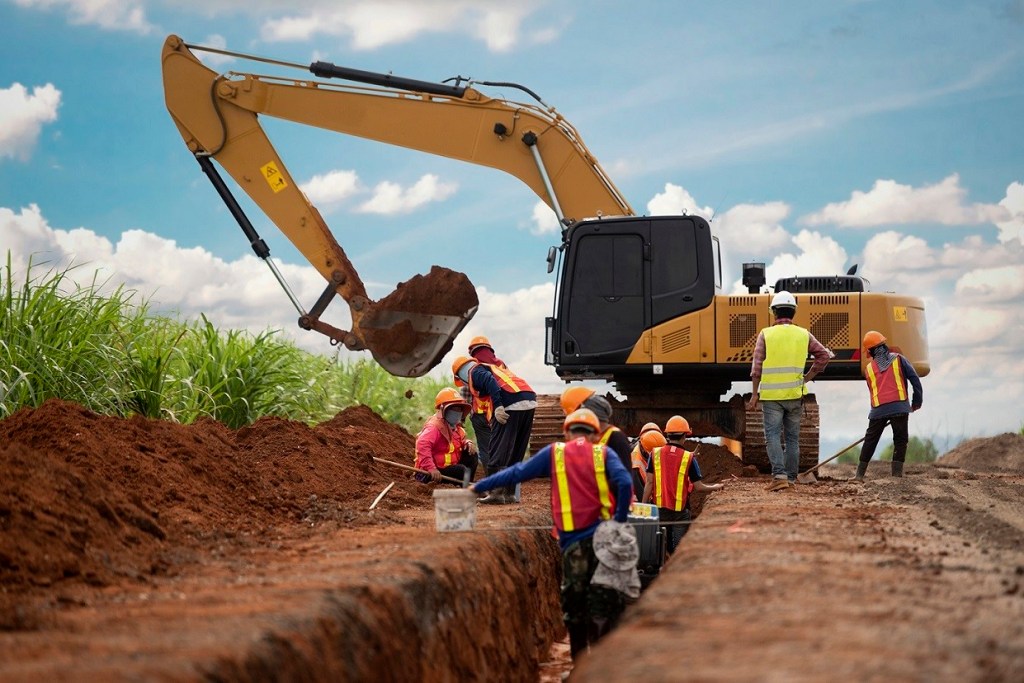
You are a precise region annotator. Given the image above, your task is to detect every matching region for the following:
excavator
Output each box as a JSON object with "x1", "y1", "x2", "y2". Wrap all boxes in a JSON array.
[{"x1": 161, "y1": 36, "x2": 929, "y2": 469}]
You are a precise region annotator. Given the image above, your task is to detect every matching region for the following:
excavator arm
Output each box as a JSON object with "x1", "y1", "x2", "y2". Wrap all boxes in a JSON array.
[{"x1": 160, "y1": 35, "x2": 632, "y2": 376}]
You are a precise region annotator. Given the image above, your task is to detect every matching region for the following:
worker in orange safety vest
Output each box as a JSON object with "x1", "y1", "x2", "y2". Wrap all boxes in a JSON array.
[
  {"x1": 849, "y1": 330, "x2": 923, "y2": 481},
  {"x1": 560, "y1": 386, "x2": 634, "y2": 492},
  {"x1": 642, "y1": 415, "x2": 725, "y2": 554},
  {"x1": 459, "y1": 335, "x2": 507, "y2": 477},
  {"x1": 629, "y1": 422, "x2": 665, "y2": 498},
  {"x1": 414, "y1": 388, "x2": 478, "y2": 485},
  {"x1": 470, "y1": 408, "x2": 633, "y2": 660}
]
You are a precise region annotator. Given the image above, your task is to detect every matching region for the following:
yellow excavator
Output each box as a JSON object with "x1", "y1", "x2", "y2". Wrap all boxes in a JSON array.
[{"x1": 161, "y1": 36, "x2": 929, "y2": 469}]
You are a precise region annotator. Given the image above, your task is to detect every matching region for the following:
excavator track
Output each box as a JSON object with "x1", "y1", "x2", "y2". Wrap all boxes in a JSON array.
[{"x1": 529, "y1": 393, "x2": 819, "y2": 473}]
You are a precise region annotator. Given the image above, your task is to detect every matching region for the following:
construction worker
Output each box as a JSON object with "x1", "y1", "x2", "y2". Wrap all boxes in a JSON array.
[
  {"x1": 629, "y1": 423, "x2": 664, "y2": 497},
  {"x1": 642, "y1": 416, "x2": 725, "y2": 554},
  {"x1": 414, "y1": 388, "x2": 478, "y2": 485},
  {"x1": 850, "y1": 331, "x2": 924, "y2": 481},
  {"x1": 560, "y1": 386, "x2": 634, "y2": 485},
  {"x1": 745, "y1": 291, "x2": 832, "y2": 491},
  {"x1": 462, "y1": 335, "x2": 505, "y2": 477},
  {"x1": 469, "y1": 408, "x2": 634, "y2": 660},
  {"x1": 452, "y1": 355, "x2": 536, "y2": 504}
]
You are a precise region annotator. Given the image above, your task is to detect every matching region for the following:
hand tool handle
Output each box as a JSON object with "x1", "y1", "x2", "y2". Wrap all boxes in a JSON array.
[
  {"x1": 806, "y1": 436, "x2": 867, "y2": 474},
  {"x1": 371, "y1": 456, "x2": 465, "y2": 486}
]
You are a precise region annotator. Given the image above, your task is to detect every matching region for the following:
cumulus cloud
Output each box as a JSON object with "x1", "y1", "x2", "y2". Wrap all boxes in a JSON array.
[
  {"x1": 995, "y1": 181, "x2": 1024, "y2": 243},
  {"x1": 646, "y1": 183, "x2": 713, "y2": 218},
  {"x1": 529, "y1": 201, "x2": 560, "y2": 235},
  {"x1": 300, "y1": 170, "x2": 361, "y2": 210},
  {"x1": 756, "y1": 230, "x2": 848, "y2": 292},
  {"x1": 801, "y1": 174, "x2": 1009, "y2": 227},
  {"x1": 954, "y1": 264, "x2": 1024, "y2": 303},
  {"x1": 14, "y1": 0, "x2": 153, "y2": 33},
  {"x1": 194, "y1": 34, "x2": 235, "y2": 68},
  {"x1": 259, "y1": 0, "x2": 543, "y2": 52},
  {"x1": 0, "y1": 83, "x2": 61, "y2": 161},
  {"x1": 356, "y1": 174, "x2": 457, "y2": 215}
]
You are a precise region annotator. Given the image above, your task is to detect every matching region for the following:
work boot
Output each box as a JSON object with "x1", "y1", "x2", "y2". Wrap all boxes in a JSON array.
[
  {"x1": 766, "y1": 478, "x2": 791, "y2": 492},
  {"x1": 848, "y1": 461, "x2": 869, "y2": 482},
  {"x1": 891, "y1": 461, "x2": 904, "y2": 477},
  {"x1": 479, "y1": 491, "x2": 507, "y2": 505}
]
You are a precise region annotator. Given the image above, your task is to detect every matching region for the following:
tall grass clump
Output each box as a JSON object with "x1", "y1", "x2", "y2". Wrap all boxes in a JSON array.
[{"x1": 0, "y1": 256, "x2": 139, "y2": 418}]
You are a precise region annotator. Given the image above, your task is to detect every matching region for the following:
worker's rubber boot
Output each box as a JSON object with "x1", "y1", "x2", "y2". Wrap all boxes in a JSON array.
[
  {"x1": 848, "y1": 461, "x2": 869, "y2": 482},
  {"x1": 891, "y1": 461, "x2": 904, "y2": 477},
  {"x1": 568, "y1": 623, "x2": 589, "y2": 660},
  {"x1": 479, "y1": 491, "x2": 507, "y2": 505}
]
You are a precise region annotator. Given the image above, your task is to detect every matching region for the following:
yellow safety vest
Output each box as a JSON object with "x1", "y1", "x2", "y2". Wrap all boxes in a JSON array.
[{"x1": 759, "y1": 324, "x2": 809, "y2": 401}]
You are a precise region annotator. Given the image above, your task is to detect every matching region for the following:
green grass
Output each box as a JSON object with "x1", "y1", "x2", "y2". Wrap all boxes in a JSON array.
[{"x1": 1, "y1": 254, "x2": 450, "y2": 431}]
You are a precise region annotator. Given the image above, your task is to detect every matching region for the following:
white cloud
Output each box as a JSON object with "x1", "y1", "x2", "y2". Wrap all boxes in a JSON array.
[
  {"x1": 0, "y1": 83, "x2": 61, "y2": 161},
  {"x1": 646, "y1": 183, "x2": 713, "y2": 219},
  {"x1": 14, "y1": 0, "x2": 153, "y2": 33},
  {"x1": 194, "y1": 34, "x2": 235, "y2": 68},
  {"x1": 801, "y1": 174, "x2": 1009, "y2": 227},
  {"x1": 714, "y1": 201, "x2": 793, "y2": 260},
  {"x1": 954, "y1": 265, "x2": 1024, "y2": 304},
  {"x1": 259, "y1": 1, "x2": 544, "y2": 52},
  {"x1": 995, "y1": 181, "x2": 1024, "y2": 243},
  {"x1": 757, "y1": 230, "x2": 848, "y2": 292},
  {"x1": 529, "y1": 201, "x2": 560, "y2": 235},
  {"x1": 300, "y1": 170, "x2": 362, "y2": 210},
  {"x1": 356, "y1": 174, "x2": 457, "y2": 215}
]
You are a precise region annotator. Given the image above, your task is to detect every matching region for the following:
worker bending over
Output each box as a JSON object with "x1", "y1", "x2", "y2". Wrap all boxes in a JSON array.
[
  {"x1": 642, "y1": 416, "x2": 725, "y2": 554},
  {"x1": 460, "y1": 335, "x2": 506, "y2": 477},
  {"x1": 452, "y1": 355, "x2": 536, "y2": 504},
  {"x1": 850, "y1": 331, "x2": 924, "y2": 481},
  {"x1": 471, "y1": 408, "x2": 634, "y2": 660},
  {"x1": 414, "y1": 388, "x2": 478, "y2": 485}
]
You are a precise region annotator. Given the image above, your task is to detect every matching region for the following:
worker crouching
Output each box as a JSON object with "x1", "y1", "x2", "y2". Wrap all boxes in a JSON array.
[
  {"x1": 414, "y1": 388, "x2": 478, "y2": 485},
  {"x1": 470, "y1": 408, "x2": 635, "y2": 660}
]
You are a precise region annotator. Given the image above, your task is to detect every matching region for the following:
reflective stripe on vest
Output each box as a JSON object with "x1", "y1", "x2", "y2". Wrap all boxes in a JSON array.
[
  {"x1": 865, "y1": 356, "x2": 907, "y2": 408},
  {"x1": 759, "y1": 325, "x2": 810, "y2": 400},
  {"x1": 551, "y1": 440, "x2": 613, "y2": 532},
  {"x1": 487, "y1": 364, "x2": 533, "y2": 394},
  {"x1": 630, "y1": 445, "x2": 648, "y2": 485},
  {"x1": 651, "y1": 445, "x2": 693, "y2": 512},
  {"x1": 598, "y1": 425, "x2": 621, "y2": 446}
]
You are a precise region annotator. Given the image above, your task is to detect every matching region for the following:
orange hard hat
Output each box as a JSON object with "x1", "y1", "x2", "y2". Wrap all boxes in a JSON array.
[
  {"x1": 468, "y1": 335, "x2": 493, "y2": 353},
  {"x1": 560, "y1": 386, "x2": 596, "y2": 415},
  {"x1": 563, "y1": 408, "x2": 600, "y2": 434},
  {"x1": 434, "y1": 387, "x2": 470, "y2": 416},
  {"x1": 665, "y1": 415, "x2": 691, "y2": 435},
  {"x1": 639, "y1": 422, "x2": 662, "y2": 436},
  {"x1": 451, "y1": 355, "x2": 474, "y2": 377},
  {"x1": 863, "y1": 330, "x2": 887, "y2": 351},
  {"x1": 640, "y1": 430, "x2": 667, "y2": 453}
]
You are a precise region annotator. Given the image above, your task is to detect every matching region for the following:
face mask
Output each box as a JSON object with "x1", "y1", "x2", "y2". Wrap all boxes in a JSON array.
[
  {"x1": 456, "y1": 364, "x2": 470, "y2": 382},
  {"x1": 444, "y1": 407, "x2": 462, "y2": 427}
]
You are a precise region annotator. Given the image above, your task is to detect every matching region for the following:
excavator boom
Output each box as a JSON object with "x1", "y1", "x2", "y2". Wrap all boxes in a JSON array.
[{"x1": 160, "y1": 35, "x2": 631, "y2": 375}]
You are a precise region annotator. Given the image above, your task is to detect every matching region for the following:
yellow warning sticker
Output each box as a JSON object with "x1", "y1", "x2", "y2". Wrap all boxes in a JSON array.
[
  {"x1": 260, "y1": 161, "x2": 288, "y2": 193},
  {"x1": 893, "y1": 306, "x2": 908, "y2": 322}
]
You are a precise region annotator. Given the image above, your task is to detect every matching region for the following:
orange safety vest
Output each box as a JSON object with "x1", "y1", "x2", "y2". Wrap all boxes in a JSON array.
[
  {"x1": 865, "y1": 356, "x2": 908, "y2": 408},
  {"x1": 415, "y1": 414, "x2": 466, "y2": 469},
  {"x1": 650, "y1": 445, "x2": 694, "y2": 512},
  {"x1": 467, "y1": 363, "x2": 534, "y2": 417},
  {"x1": 550, "y1": 438, "x2": 615, "y2": 533},
  {"x1": 629, "y1": 444, "x2": 649, "y2": 485}
]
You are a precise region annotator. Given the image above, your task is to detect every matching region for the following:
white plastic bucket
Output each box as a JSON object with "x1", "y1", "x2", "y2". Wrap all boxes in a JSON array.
[{"x1": 432, "y1": 488, "x2": 478, "y2": 532}]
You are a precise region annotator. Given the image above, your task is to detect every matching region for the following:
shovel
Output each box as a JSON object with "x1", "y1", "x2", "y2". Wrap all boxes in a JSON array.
[
  {"x1": 369, "y1": 455, "x2": 470, "y2": 487},
  {"x1": 795, "y1": 436, "x2": 867, "y2": 484}
]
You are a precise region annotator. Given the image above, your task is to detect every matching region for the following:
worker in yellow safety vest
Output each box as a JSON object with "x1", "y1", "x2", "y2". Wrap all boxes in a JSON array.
[{"x1": 745, "y1": 291, "x2": 832, "y2": 491}]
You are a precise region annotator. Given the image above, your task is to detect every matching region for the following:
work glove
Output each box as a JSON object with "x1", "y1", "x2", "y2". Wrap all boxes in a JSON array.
[{"x1": 494, "y1": 406, "x2": 509, "y2": 424}]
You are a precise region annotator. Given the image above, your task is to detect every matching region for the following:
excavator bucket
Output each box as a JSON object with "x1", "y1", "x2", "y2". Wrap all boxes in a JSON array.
[{"x1": 356, "y1": 266, "x2": 479, "y2": 378}]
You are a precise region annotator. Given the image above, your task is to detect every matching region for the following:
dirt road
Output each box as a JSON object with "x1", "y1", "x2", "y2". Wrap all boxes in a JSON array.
[{"x1": 573, "y1": 457, "x2": 1024, "y2": 682}]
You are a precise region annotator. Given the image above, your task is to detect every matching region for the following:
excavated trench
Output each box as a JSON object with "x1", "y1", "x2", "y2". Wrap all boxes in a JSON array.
[{"x1": 0, "y1": 400, "x2": 569, "y2": 681}]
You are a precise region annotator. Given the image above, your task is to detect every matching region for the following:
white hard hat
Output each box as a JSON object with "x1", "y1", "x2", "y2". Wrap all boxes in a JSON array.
[{"x1": 770, "y1": 291, "x2": 797, "y2": 309}]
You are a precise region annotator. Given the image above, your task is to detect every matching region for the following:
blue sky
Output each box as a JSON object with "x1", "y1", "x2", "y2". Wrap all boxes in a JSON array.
[{"x1": 2, "y1": 0, "x2": 1023, "y2": 448}]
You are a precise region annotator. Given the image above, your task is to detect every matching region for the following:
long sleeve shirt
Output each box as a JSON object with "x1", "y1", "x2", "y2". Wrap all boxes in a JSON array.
[
  {"x1": 414, "y1": 414, "x2": 468, "y2": 472},
  {"x1": 473, "y1": 443, "x2": 633, "y2": 550},
  {"x1": 749, "y1": 319, "x2": 832, "y2": 380},
  {"x1": 468, "y1": 364, "x2": 536, "y2": 411}
]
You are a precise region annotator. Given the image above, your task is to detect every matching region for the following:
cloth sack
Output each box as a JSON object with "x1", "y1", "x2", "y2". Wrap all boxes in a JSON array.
[{"x1": 591, "y1": 520, "x2": 641, "y2": 599}]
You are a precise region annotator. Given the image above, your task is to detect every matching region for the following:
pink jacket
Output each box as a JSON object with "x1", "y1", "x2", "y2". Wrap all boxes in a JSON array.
[{"x1": 415, "y1": 414, "x2": 468, "y2": 471}]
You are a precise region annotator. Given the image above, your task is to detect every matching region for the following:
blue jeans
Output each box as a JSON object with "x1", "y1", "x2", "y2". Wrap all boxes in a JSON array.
[{"x1": 762, "y1": 399, "x2": 802, "y2": 480}]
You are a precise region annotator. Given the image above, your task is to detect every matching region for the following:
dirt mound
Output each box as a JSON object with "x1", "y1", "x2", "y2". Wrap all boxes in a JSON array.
[
  {"x1": 936, "y1": 432, "x2": 1024, "y2": 473},
  {"x1": 685, "y1": 441, "x2": 744, "y2": 516},
  {"x1": 0, "y1": 399, "x2": 430, "y2": 595}
]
